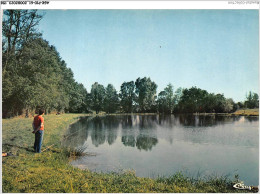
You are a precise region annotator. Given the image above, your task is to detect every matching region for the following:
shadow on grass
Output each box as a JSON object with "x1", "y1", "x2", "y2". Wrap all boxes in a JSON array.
[
  {"x1": 3, "y1": 143, "x2": 35, "y2": 153},
  {"x1": 3, "y1": 143, "x2": 62, "y2": 154}
]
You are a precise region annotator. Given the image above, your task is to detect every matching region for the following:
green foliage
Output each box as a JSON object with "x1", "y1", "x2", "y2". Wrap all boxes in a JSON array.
[
  {"x1": 119, "y1": 81, "x2": 136, "y2": 113},
  {"x1": 245, "y1": 91, "x2": 259, "y2": 109},
  {"x1": 68, "y1": 82, "x2": 88, "y2": 113},
  {"x1": 157, "y1": 84, "x2": 175, "y2": 113},
  {"x1": 175, "y1": 87, "x2": 238, "y2": 114},
  {"x1": 2, "y1": 10, "x2": 88, "y2": 118},
  {"x1": 90, "y1": 82, "x2": 106, "y2": 114},
  {"x1": 135, "y1": 77, "x2": 157, "y2": 112},
  {"x1": 104, "y1": 84, "x2": 119, "y2": 113},
  {"x1": 2, "y1": 10, "x2": 43, "y2": 55},
  {"x1": 136, "y1": 135, "x2": 158, "y2": 151},
  {"x1": 177, "y1": 87, "x2": 209, "y2": 113}
]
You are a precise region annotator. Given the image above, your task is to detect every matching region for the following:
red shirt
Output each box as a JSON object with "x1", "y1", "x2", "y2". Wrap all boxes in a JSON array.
[{"x1": 33, "y1": 115, "x2": 44, "y2": 130}]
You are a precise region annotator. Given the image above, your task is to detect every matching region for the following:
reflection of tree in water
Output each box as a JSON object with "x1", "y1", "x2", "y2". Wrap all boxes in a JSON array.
[
  {"x1": 76, "y1": 115, "x2": 160, "y2": 150},
  {"x1": 177, "y1": 115, "x2": 241, "y2": 127},
  {"x1": 121, "y1": 115, "x2": 158, "y2": 150},
  {"x1": 158, "y1": 114, "x2": 177, "y2": 128},
  {"x1": 104, "y1": 116, "x2": 119, "y2": 145},
  {"x1": 66, "y1": 115, "x2": 256, "y2": 150},
  {"x1": 89, "y1": 116, "x2": 120, "y2": 147},
  {"x1": 104, "y1": 116, "x2": 120, "y2": 130},
  {"x1": 90, "y1": 117, "x2": 105, "y2": 147},
  {"x1": 122, "y1": 135, "x2": 136, "y2": 147},
  {"x1": 139, "y1": 115, "x2": 158, "y2": 129},
  {"x1": 245, "y1": 116, "x2": 259, "y2": 122},
  {"x1": 136, "y1": 135, "x2": 158, "y2": 151},
  {"x1": 62, "y1": 117, "x2": 90, "y2": 148},
  {"x1": 121, "y1": 116, "x2": 136, "y2": 147},
  {"x1": 121, "y1": 115, "x2": 133, "y2": 129}
]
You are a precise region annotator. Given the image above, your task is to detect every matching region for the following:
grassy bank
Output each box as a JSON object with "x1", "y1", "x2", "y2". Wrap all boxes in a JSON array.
[
  {"x1": 2, "y1": 114, "x2": 253, "y2": 193},
  {"x1": 233, "y1": 109, "x2": 259, "y2": 116},
  {"x1": 194, "y1": 109, "x2": 259, "y2": 116}
]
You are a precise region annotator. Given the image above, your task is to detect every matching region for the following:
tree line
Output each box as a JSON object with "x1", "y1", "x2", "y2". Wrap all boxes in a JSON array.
[
  {"x1": 88, "y1": 80, "x2": 258, "y2": 114},
  {"x1": 2, "y1": 10, "x2": 87, "y2": 117},
  {"x1": 2, "y1": 10, "x2": 259, "y2": 118}
]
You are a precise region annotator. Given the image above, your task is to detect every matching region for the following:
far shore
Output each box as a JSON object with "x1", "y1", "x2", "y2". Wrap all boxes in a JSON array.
[{"x1": 80, "y1": 108, "x2": 259, "y2": 117}]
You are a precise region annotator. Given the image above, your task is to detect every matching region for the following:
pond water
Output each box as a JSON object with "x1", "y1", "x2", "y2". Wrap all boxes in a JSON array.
[{"x1": 63, "y1": 115, "x2": 259, "y2": 185}]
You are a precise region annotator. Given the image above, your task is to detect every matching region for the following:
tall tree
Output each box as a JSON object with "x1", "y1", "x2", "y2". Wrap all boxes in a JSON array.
[
  {"x1": 213, "y1": 94, "x2": 226, "y2": 113},
  {"x1": 90, "y1": 82, "x2": 105, "y2": 114},
  {"x1": 68, "y1": 82, "x2": 88, "y2": 113},
  {"x1": 177, "y1": 87, "x2": 208, "y2": 113},
  {"x1": 135, "y1": 77, "x2": 157, "y2": 112},
  {"x1": 2, "y1": 10, "x2": 44, "y2": 117},
  {"x1": 164, "y1": 84, "x2": 174, "y2": 113},
  {"x1": 172, "y1": 87, "x2": 183, "y2": 112},
  {"x1": 2, "y1": 10, "x2": 89, "y2": 117},
  {"x1": 223, "y1": 98, "x2": 235, "y2": 113},
  {"x1": 157, "y1": 91, "x2": 167, "y2": 113},
  {"x1": 2, "y1": 38, "x2": 66, "y2": 116},
  {"x1": 119, "y1": 81, "x2": 136, "y2": 113},
  {"x1": 104, "y1": 84, "x2": 119, "y2": 113},
  {"x1": 157, "y1": 84, "x2": 175, "y2": 114},
  {"x1": 2, "y1": 10, "x2": 43, "y2": 68},
  {"x1": 245, "y1": 91, "x2": 259, "y2": 109}
]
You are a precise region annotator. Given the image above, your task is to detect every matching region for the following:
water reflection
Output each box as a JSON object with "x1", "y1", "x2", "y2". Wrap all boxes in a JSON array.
[
  {"x1": 64, "y1": 115, "x2": 258, "y2": 185},
  {"x1": 178, "y1": 114, "x2": 242, "y2": 127},
  {"x1": 63, "y1": 115, "x2": 258, "y2": 151},
  {"x1": 122, "y1": 135, "x2": 136, "y2": 147},
  {"x1": 245, "y1": 116, "x2": 259, "y2": 122},
  {"x1": 136, "y1": 135, "x2": 158, "y2": 151}
]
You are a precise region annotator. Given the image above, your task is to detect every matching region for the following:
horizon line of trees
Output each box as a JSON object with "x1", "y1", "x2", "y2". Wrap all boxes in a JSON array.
[
  {"x1": 87, "y1": 80, "x2": 259, "y2": 115},
  {"x1": 2, "y1": 10, "x2": 259, "y2": 118}
]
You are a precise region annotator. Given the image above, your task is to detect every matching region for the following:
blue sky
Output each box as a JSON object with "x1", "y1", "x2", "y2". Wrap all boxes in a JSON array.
[{"x1": 38, "y1": 10, "x2": 258, "y2": 102}]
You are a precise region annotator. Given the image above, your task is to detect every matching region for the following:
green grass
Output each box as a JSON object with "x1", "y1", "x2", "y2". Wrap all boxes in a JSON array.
[{"x1": 2, "y1": 114, "x2": 254, "y2": 193}]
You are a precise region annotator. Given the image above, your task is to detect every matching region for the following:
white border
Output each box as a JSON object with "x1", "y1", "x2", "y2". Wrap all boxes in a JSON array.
[{"x1": 1, "y1": 1, "x2": 259, "y2": 10}]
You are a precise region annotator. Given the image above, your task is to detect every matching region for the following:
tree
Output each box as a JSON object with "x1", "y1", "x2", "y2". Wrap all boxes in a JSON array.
[
  {"x1": 90, "y1": 82, "x2": 105, "y2": 114},
  {"x1": 2, "y1": 10, "x2": 89, "y2": 117},
  {"x1": 213, "y1": 94, "x2": 226, "y2": 113},
  {"x1": 68, "y1": 82, "x2": 88, "y2": 113},
  {"x1": 2, "y1": 10, "x2": 44, "y2": 117},
  {"x1": 173, "y1": 87, "x2": 183, "y2": 104},
  {"x1": 2, "y1": 10, "x2": 43, "y2": 69},
  {"x1": 3, "y1": 38, "x2": 66, "y2": 116},
  {"x1": 245, "y1": 91, "x2": 259, "y2": 109},
  {"x1": 119, "y1": 81, "x2": 136, "y2": 113},
  {"x1": 157, "y1": 84, "x2": 175, "y2": 114},
  {"x1": 2, "y1": 36, "x2": 88, "y2": 117},
  {"x1": 223, "y1": 98, "x2": 234, "y2": 113},
  {"x1": 174, "y1": 86, "x2": 235, "y2": 113},
  {"x1": 157, "y1": 91, "x2": 167, "y2": 113},
  {"x1": 177, "y1": 87, "x2": 209, "y2": 113},
  {"x1": 135, "y1": 77, "x2": 157, "y2": 112},
  {"x1": 237, "y1": 102, "x2": 245, "y2": 109},
  {"x1": 104, "y1": 84, "x2": 119, "y2": 113},
  {"x1": 164, "y1": 84, "x2": 174, "y2": 113},
  {"x1": 203, "y1": 93, "x2": 217, "y2": 113},
  {"x1": 172, "y1": 87, "x2": 183, "y2": 113}
]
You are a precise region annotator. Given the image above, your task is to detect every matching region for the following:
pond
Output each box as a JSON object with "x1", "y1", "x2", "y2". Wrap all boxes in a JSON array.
[{"x1": 63, "y1": 115, "x2": 259, "y2": 185}]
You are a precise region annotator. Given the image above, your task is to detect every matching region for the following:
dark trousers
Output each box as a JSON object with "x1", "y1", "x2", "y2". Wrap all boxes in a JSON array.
[{"x1": 34, "y1": 130, "x2": 44, "y2": 153}]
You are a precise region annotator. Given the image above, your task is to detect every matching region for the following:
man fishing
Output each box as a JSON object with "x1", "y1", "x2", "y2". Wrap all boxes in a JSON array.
[{"x1": 32, "y1": 109, "x2": 45, "y2": 153}]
